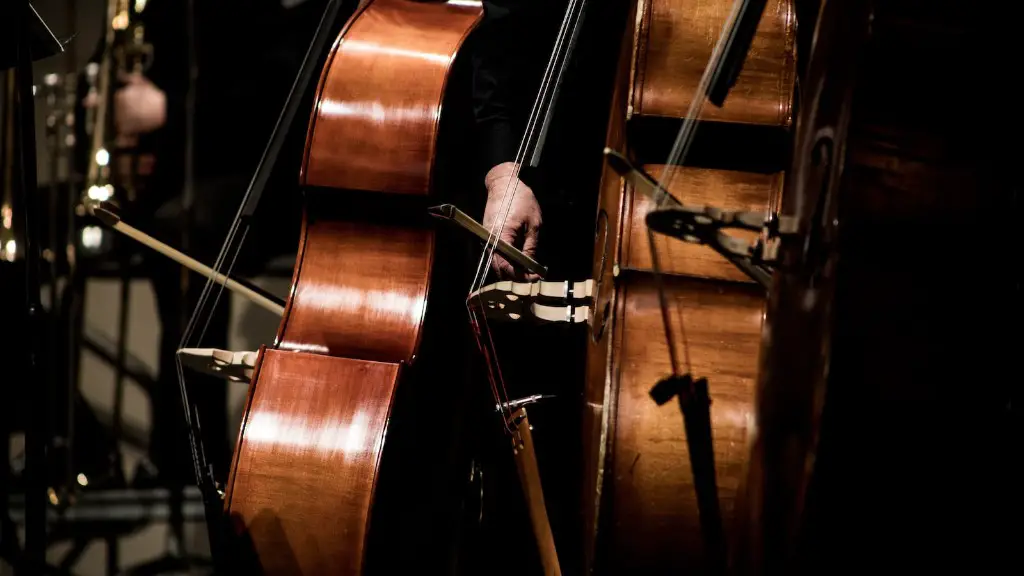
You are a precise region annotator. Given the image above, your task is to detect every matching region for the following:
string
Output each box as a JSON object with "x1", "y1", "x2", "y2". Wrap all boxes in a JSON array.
[
  {"x1": 170, "y1": 0, "x2": 350, "y2": 488},
  {"x1": 467, "y1": 0, "x2": 590, "y2": 433},
  {"x1": 469, "y1": 0, "x2": 585, "y2": 292},
  {"x1": 178, "y1": 0, "x2": 353, "y2": 364},
  {"x1": 175, "y1": 0, "x2": 355, "y2": 366},
  {"x1": 654, "y1": 0, "x2": 747, "y2": 206},
  {"x1": 642, "y1": 0, "x2": 748, "y2": 379}
]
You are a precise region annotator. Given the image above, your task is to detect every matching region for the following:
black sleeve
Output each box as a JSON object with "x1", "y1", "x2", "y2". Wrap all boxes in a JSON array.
[{"x1": 471, "y1": 0, "x2": 563, "y2": 172}]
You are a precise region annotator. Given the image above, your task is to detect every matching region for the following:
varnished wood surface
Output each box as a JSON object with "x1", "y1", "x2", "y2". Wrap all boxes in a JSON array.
[
  {"x1": 277, "y1": 215, "x2": 435, "y2": 363},
  {"x1": 624, "y1": 164, "x2": 781, "y2": 282},
  {"x1": 225, "y1": 1, "x2": 484, "y2": 574},
  {"x1": 579, "y1": 10, "x2": 635, "y2": 572},
  {"x1": 630, "y1": 0, "x2": 796, "y2": 126},
  {"x1": 225, "y1": 349, "x2": 402, "y2": 575},
  {"x1": 302, "y1": 0, "x2": 483, "y2": 194},
  {"x1": 513, "y1": 409, "x2": 563, "y2": 576},
  {"x1": 607, "y1": 277, "x2": 764, "y2": 573},
  {"x1": 580, "y1": 0, "x2": 796, "y2": 573}
]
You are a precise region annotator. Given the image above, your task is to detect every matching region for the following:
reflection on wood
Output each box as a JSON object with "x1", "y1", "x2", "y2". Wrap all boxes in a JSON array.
[{"x1": 580, "y1": 0, "x2": 796, "y2": 573}]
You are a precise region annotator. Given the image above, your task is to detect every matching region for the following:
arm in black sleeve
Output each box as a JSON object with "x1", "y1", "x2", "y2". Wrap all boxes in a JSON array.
[
  {"x1": 472, "y1": 0, "x2": 526, "y2": 170},
  {"x1": 471, "y1": 0, "x2": 570, "y2": 173},
  {"x1": 473, "y1": 0, "x2": 569, "y2": 172}
]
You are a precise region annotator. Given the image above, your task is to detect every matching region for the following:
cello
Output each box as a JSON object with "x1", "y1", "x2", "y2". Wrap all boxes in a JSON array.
[{"x1": 580, "y1": 0, "x2": 796, "y2": 571}]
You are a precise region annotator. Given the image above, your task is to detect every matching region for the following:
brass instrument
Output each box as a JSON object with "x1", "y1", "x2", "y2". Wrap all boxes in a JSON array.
[
  {"x1": 1, "y1": 68, "x2": 19, "y2": 263},
  {"x1": 77, "y1": 0, "x2": 152, "y2": 255}
]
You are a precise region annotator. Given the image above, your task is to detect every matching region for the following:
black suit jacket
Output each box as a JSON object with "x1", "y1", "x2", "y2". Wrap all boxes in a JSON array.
[{"x1": 472, "y1": 0, "x2": 568, "y2": 170}]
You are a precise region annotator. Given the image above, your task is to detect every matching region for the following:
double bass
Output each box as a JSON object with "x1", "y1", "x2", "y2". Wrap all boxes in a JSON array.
[
  {"x1": 218, "y1": 0, "x2": 487, "y2": 573},
  {"x1": 464, "y1": 0, "x2": 796, "y2": 572},
  {"x1": 92, "y1": 0, "x2": 614, "y2": 573},
  {"x1": 93, "y1": 0, "x2": 797, "y2": 572},
  {"x1": 202, "y1": 0, "x2": 607, "y2": 573},
  {"x1": 578, "y1": 0, "x2": 796, "y2": 573}
]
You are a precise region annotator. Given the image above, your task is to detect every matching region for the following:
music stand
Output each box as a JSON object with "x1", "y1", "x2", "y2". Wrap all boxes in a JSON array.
[{"x1": 1, "y1": 2, "x2": 64, "y2": 573}]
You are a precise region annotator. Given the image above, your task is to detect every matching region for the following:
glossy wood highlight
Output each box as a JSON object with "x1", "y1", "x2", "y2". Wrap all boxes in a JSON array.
[
  {"x1": 302, "y1": 0, "x2": 482, "y2": 195},
  {"x1": 224, "y1": 1, "x2": 484, "y2": 573},
  {"x1": 277, "y1": 216, "x2": 434, "y2": 363},
  {"x1": 631, "y1": 0, "x2": 796, "y2": 126},
  {"x1": 580, "y1": 0, "x2": 796, "y2": 573},
  {"x1": 225, "y1": 349, "x2": 401, "y2": 575}
]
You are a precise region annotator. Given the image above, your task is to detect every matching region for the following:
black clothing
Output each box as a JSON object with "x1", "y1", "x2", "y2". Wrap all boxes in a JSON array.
[
  {"x1": 137, "y1": 0, "x2": 324, "y2": 232},
  {"x1": 471, "y1": 0, "x2": 567, "y2": 171},
  {"x1": 466, "y1": 2, "x2": 635, "y2": 575}
]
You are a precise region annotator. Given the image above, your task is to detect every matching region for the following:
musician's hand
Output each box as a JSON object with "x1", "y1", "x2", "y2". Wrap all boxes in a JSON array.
[
  {"x1": 113, "y1": 72, "x2": 166, "y2": 137},
  {"x1": 482, "y1": 162, "x2": 543, "y2": 281}
]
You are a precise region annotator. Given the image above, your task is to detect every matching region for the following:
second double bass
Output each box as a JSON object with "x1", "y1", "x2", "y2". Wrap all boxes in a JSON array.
[{"x1": 580, "y1": 0, "x2": 796, "y2": 573}]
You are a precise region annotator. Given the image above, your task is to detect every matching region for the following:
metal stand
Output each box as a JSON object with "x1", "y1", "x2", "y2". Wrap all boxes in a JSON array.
[
  {"x1": 6, "y1": 487, "x2": 209, "y2": 576},
  {"x1": 1, "y1": 67, "x2": 26, "y2": 573},
  {"x1": 108, "y1": 244, "x2": 131, "y2": 488},
  {"x1": 8, "y1": 248, "x2": 204, "y2": 576},
  {"x1": 2, "y1": 4, "x2": 201, "y2": 572},
  {"x1": 10, "y1": 4, "x2": 59, "y2": 571}
]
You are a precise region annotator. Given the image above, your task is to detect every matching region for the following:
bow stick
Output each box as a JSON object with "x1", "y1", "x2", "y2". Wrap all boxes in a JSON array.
[
  {"x1": 87, "y1": 201, "x2": 285, "y2": 316},
  {"x1": 431, "y1": 203, "x2": 593, "y2": 325},
  {"x1": 430, "y1": 203, "x2": 548, "y2": 277}
]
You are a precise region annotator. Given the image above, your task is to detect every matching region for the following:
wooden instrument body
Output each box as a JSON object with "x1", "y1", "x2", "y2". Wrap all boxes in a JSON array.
[
  {"x1": 580, "y1": 0, "x2": 796, "y2": 573},
  {"x1": 744, "y1": 1, "x2": 1018, "y2": 573},
  {"x1": 222, "y1": 1, "x2": 483, "y2": 574}
]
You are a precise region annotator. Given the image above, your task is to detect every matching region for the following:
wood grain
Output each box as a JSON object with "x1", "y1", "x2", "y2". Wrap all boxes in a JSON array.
[
  {"x1": 580, "y1": 0, "x2": 796, "y2": 573},
  {"x1": 606, "y1": 277, "x2": 764, "y2": 573},
  {"x1": 223, "y1": 2, "x2": 484, "y2": 574},
  {"x1": 631, "y1": 0, "x2": 796, "y2": 126},
  {"x1": 302, "y1": 0, "x2": 482, "y2": 195},
  {"x1": 624, "y1": 164, "x2": 782, "y2": 282},
  {"x1": 225, "y1": 349, "x2": 401, "y2": 575}
]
